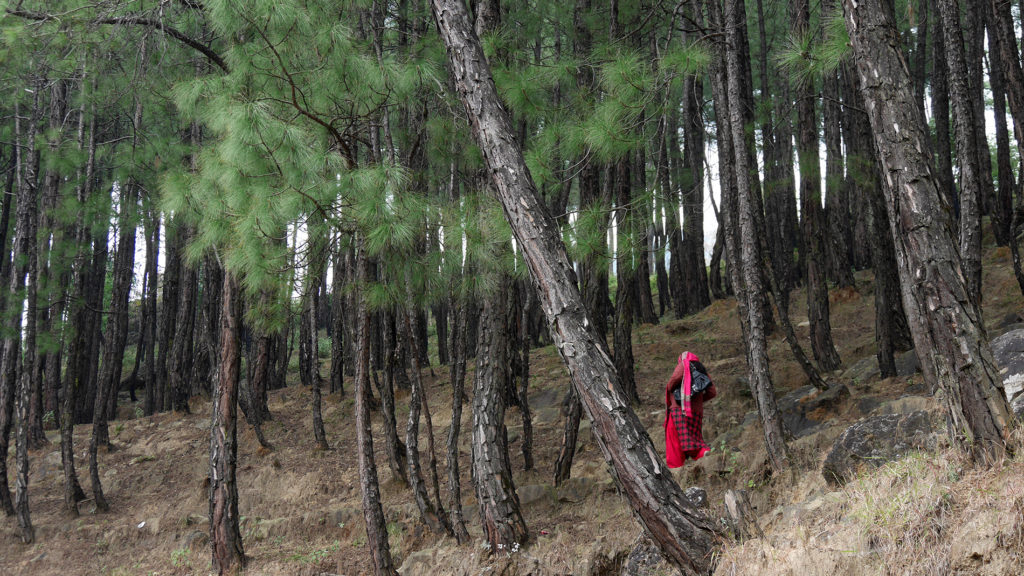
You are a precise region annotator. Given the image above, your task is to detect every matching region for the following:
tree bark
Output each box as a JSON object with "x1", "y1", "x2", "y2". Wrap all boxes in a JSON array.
[
  {"x1": 446, "y1": 304, "x2": 471, "y2": 543},
  {"x1": 89, "y1": 179, "x2": 139, "y2": 511},
  {"x1": 793, "y1": 0, "x2": 842, "y2": 372},
  {"x1": 930, "y1": 0, "x2": 959, "y2": 218},
  {"x1": 209, "y1": 273, "x2": 246, "y2": 574},
  {"x1": 986, "y1": 0, "x2": 1015, "y2": 247},
  {"x1": 844, "y1": 0, "x2": 1012, "y2": 463},
  {"x1": 471, "y1": 284, "x2": 528, "y2": 551},
  {"x1": 936, "y1": 0, "x2": 984, "y2": 305},
  {"x1": 354, "y1": 236, "x2": 398, "y2": 576},
  {"x1": 430, "y1": 0, "x2": 724, "y2": 570},
  {"x1": 720, "y1": 0, "x2": 791, "y2": 471}
]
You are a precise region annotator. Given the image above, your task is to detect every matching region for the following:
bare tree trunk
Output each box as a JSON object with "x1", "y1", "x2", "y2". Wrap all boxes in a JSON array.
[
  {"x1": 844, "y1": 0, "x2": 1012, "y2": 462},
  {"x1": 471, "y1": 283, "x2": 528, "y2": 551},
  {"x1": 987, "y1": 0, "x2": 1015, "y2": 247},
  {"x1": 931, "y1": 0, "x2": 959, "y2": 218},
  {"x1": 446, "y1": 304, "x2": 471, "y2": 542},
  {"x1": 354, "y1": 236, "x2": 398, "y2": 576},
  {"x1": 719, "y1": 0, "x2": 791, "y2": 471},
  {"x1": 793, "y1": 0, "x2": 842, "y2": 372},
  {"x1": 210, "y1": 273, "x2": 246, "y2": 574},
  {"x1": 936, "y1": 0, "x2": 984, "y2": 305},
  {"x1": 430, "y1": 0, "x2": 724, "y2": 570},
  {"x1": 89, "y1": 179, "x2": 139, "y2": 511},
  {"x1": 518, "y1": 281, "x2": 535, "y2": 470},
  {"x1": 402, "y1": 277, "x2": 450, "y2": 535}
]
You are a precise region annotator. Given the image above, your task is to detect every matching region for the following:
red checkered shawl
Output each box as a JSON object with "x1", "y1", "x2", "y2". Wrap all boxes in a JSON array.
[{"x1": 664, "y1": 351, "x2": 717, "y2": 468}]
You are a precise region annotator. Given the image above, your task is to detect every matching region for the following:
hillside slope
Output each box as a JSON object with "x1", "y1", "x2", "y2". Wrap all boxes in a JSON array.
[{"x1": 3, "y1": 244, "x2": 1024, "y2": 576}]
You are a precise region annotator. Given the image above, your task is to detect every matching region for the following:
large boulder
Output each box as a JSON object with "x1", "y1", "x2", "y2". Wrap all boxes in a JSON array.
[
  {"x1": 990, "y1": 328, "x2": 1024, "y2": 403},
  {"x1": 776, "y1": 383, "x2": 850, "y2": 438},
  {"x1": 822, "y1": 410, "x2": 938, "y2": 486}
]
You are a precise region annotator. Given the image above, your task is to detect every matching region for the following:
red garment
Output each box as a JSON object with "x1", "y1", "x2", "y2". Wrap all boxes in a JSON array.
[{"x1": 664, "y1": 352, "x2": 717, "y2": 468}]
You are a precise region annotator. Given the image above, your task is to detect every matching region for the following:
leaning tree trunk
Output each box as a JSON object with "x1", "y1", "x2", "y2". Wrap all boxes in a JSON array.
[
  {"x1": 430, "y1": 0, "x2": 724, "y2": 571},
  {"x1": 210, "y1": 272, "x2": 246, "y2": 574},
  {"x1": 843, "y1": 0, "x2": 1012, "y2": 463}
]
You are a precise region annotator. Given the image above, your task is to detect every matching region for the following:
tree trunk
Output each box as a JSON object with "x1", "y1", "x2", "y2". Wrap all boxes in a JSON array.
[
  {"x1": 720, "y1": 0, "x2": 791, "y2": 471},
  {"x1": 936, "y1": 0, "x2": 984, "y2": 305},
  {"x1": 142, "y1": 206, "x2": 160, "y2": 415},
  {"x1": 844, "y1": 0, "x2": 1013, "y2": 462},
  {"x1": 518, "y1": 281, "x2": 535, "y2": 470},
  {"x1": 930, "y1": 0, "x2": 959, "y2": 218},
  {"x1": 89, "y1": 180, "x2": 139, "y2": 511},
  {"x1": 353, "y1": 236, "x2": 398, "y2": 576},
  {"x1": 430, "y1": 0, "x2": 724, "y2": 570},
  {"x1": 210, "y1": 273, "x2": 246, "y2": 574},
  {"x1": 794, "y1": 0, "x2": 842, "y2": 372},
  {"x1": 613, "y1": 159, "x2": 639, "y2": 405},
  {"x1": 402, "y1": 279, "x2": 450, "y2": 535},
  {"x1": 986, "y1": 0, "x2": 1015, "y2": 247},
  {"x1": 446, "y1": 304, "x2": 471, "y2": 542},
  {"x1": 471, "y1": 284, "x2": 528, "y2": 551}
]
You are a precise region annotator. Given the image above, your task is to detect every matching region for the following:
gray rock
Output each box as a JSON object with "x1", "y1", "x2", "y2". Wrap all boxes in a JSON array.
[
  {"x1": 990, "y1": 328, "x2": 1024, "y2": 402},
  {"x1": 619, "y1": 537, "x2": 669, "y2": 576},
  {"x1": 895, "y1": 349, "x2": 921, "y2": 377},
  {"x1": 777, "y1": 383, "x2": 850, "y2": 438},
  {"x1": 822, "y1": 410, "x2": 938, "y2": 486},
  {"x1": 1013, "y1": 394, "x2": 1024, "y2": 421},
  {"x1": 843, "y1": 356, "x2": 880, "y2": 385},
  {"x1": 556, "y1": 477, "x2": 595, "y2": 503},
  {"x1": 398, "y1": 549, "x2": 436, "y2": 575},
  {"x1": 35, "y1": 451, "x2": 63, "y2": 484},
  {"x1": 684, "y1": 486, "x2": 708, "y2": 509},
  {"x1": 517, "y1": 484, "x2": 553, "y2": 506}
]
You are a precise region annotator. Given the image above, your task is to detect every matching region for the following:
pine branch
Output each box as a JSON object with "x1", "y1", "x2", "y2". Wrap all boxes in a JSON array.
[{"x1": 5, "y1": 8, "x2": 230, "y2": 74}]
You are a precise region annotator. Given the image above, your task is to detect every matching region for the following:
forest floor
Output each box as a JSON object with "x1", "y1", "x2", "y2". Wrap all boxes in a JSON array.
[{"x1": 4, "y1": 242, "x2": 1024, "y2": 576}]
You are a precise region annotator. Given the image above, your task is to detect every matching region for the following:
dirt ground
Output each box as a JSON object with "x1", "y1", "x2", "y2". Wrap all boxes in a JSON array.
[{"x1": 2, "y1": 242, "x2": 1023, "y2": 575}]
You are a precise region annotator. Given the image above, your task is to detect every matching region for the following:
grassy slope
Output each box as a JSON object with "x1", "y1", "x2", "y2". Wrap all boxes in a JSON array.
[{"x1": 2, "y1": 242, "x2": 1023, "y2": 575}]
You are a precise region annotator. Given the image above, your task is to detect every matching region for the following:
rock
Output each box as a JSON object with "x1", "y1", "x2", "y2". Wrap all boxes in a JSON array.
[
  {"x1": 684, "y1": 486, "x2": 708, "y2": 509},
  {"x1": 517, "y1": 484, "x2": 553, "y2": 506},
  {"x1": 556, "y1": 477, "x2": 595, "y2": 503},
  {"x1": 534, "y1": 406, "x2": 561, "y2": 426},
  {"x1": 185, "y1": 530, "x2": 208, "y2": 551},
  {"x1": 777, "y1": 383, "x2": 850, "y2": 438},
  {"x1": 895, "y1": 349, "x2": 920, "y2": 377},
  {"x1": 822, "y1": 410, "x2": 938, "y2": 486},
  {"x1": 619, "y1": 537, "x2": 669, "y2": 576},
  {"x1": 1012, "y1": 394, "x2": 1024, "y2": 421},
  {"x1": 399, "y1": 549, "x2": 439, "y2": 575},
  {"x1": 990, "y1": 328, "x2": 1024, "y2": 402},
  {"x1": 843, "y1": 356, "x2": 880, "y2": 385},
  {"x1": 870, "y1": 395, "x2": 937, "y2": 417},
  {"x1": 997, "y1": 312, "x2": 1022, "y2": 330},
  {"x1": 35, "y1": 451, "x2": 63, "y2": 484}
]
